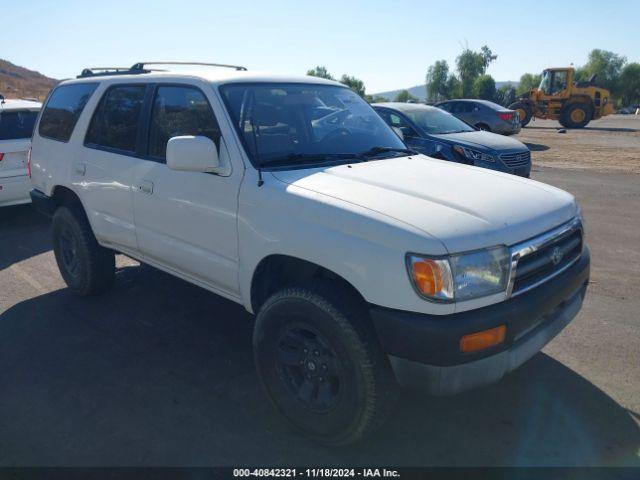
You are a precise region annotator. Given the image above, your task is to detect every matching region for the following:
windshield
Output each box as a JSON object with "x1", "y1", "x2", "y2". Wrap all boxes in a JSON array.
[
  {"x1": 539, "y1": 70, "x2": 551, "y2": 94},
  {"x1": 405, "y1": 108, "x2": 475, "y2": 134},
  {"x1": 221, "y1": 83, "x2": 406, "y2": 167},
  {"x1": 0, "y1": 110, "x2": 39, "y2": 140}
]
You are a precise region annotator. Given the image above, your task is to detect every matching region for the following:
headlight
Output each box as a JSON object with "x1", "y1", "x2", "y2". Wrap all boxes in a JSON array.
[
  {"x1": 453, "y1": 145, "x2": 495, "y2": 163},
  {"x1": 407, "y1": 246, "x2": 510, "y2": 302}
]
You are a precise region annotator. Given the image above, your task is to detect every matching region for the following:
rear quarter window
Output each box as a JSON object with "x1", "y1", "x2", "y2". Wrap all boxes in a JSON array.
[
  {"x1": 38, "y1": 83, "x2": 98, "y2": 142},
  {"x1": 0, "y1": 110, "x2": 39, "y2": 140}
]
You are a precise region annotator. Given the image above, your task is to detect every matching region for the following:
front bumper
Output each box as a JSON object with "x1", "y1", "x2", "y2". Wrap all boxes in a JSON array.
[{"x1": 370, "y1": 247, "x2": 590, "y2": 395}]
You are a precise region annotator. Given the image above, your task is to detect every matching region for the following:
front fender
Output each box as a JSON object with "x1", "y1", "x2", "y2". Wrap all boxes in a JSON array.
[{"x1": 237, "y1": 177, "x2": 454, "y2": 316}]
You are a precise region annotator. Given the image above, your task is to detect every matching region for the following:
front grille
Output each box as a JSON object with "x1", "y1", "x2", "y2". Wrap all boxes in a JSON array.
[
  {"x1": 512, "y1": 222, "x2": 583, "y2": 295},
  {"x1": 499, "y1": 151, "x2": 531, "y2": 168}
]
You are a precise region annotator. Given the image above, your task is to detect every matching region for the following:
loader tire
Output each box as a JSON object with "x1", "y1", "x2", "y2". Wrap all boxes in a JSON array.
[
  {"x1": 509, "y1": 101, "x2": 533, "y2": 127},
  {"x1": 560, "y1": 103, "x2": 592, "y2": 129}
]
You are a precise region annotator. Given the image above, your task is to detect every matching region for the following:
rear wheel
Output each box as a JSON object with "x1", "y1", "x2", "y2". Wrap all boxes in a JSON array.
[
  {"x1": 560, "y1": 103, "x2": 592, "y2": 128},
  {"x1": 253, "y1": 282, "x2": 398, "y2": 445},
  {"x1": 475, "y1": 123, "x2": 491, "y2": 132},
  {"x1": 509, "y1": 101, "x2": 533, "y2": 127},
  {"x1": 52, "y1": 206, "x2": 115, "y2": 296}
]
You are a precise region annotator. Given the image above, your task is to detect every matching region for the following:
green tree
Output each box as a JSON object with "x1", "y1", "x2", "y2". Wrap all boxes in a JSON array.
[
  {"x1": 480, "y1": 46, "x2": 498, "y2": 70},
  {"x1": 394, "y1": 89, "x2": 418, "y2": 102},
  {"x1": 472, "y1": 75, "x2": 496, "y2": 100},
  {"x1": 306, "y1": 66, "x2": 334, "y2": 80},
  {"x1": 517, "y1": 73, "x2": 541, "y2": 95},
  {"x1": 575, "y1": 49, "x2": 627, "y2": 96},
  {"x1": 619, "y1": 62, "x2": 640, "y2": 105},
  {"x1": 340, "y1": 74, "x2": 366, "y2": 97},
  {"x1": 456, "y1": 45, "x2": 496, "y2": 97},
  {"x1": 446, "y1": 74, "x2": 462, "y2": 99},
  {"x1": 365, "y1": 94, "x2": 388, "y2": 104},
  {"x1": 426, "y1": 60, "x2": 450, "y2": 102}
]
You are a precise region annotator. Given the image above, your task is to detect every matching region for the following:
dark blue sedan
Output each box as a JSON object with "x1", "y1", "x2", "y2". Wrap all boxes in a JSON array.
[{"x1": 373, "y1": 103, "x2": 531, "y2": 177}]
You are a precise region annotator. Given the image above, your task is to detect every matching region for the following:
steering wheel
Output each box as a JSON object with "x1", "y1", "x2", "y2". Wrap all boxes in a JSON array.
[{"x1": 320, "y1": 128, "x2": 351, "y2": 144}]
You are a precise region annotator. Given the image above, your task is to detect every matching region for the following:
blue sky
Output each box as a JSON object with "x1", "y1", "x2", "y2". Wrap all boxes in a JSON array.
[{"x1": 3, "y1": 0, "x2": 639, "y2": 93}]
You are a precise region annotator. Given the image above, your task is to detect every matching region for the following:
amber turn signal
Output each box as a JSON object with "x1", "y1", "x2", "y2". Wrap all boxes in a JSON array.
[
  {"x1": 411, "y1": 259, "x2": 445, "y2": 296},
  {"x1": 460, "y1": 325, "x2": 506, "y2": 353}
]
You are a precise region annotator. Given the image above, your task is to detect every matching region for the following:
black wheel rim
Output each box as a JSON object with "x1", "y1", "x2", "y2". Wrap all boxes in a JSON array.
[
  {"x1": 59, "y1": 226, "x2": 80, "y2": 277},
  {"x1": 275, "y1": 324, "x2": 344, "y2": 413}
]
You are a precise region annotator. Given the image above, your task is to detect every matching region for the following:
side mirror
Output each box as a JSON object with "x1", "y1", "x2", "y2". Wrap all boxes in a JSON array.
[
  {"x1": 392, "y1": 126, "x2": 404, "y2": 140},
  {"x1": 166, "y1": 135, "x2": 221, "y2": 173}
]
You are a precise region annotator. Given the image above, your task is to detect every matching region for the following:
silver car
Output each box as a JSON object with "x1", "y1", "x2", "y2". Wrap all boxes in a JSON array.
[{"x1": 435, "y1": 99, "x2": 521, "y2": 135}]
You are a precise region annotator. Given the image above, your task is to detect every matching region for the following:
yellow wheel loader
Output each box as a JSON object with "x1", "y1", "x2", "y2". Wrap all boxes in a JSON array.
[{"x1": 509, "y1": 67, "x2": 614, "y2": 128}]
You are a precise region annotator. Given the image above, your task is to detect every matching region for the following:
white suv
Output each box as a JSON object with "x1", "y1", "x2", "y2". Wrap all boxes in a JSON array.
[
  {"x1": 0, "y1": 97, "x2": 41, "y2": 207},
  {"x1": 29, "y1": 63, "x2": 590, "y2": 445}
]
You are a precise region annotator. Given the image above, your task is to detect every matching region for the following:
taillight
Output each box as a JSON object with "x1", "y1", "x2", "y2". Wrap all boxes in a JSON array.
[
  {"x1": 498, "y1": 112, "x2": 514, "y2": 121},
  {"x1": 27, "y1": 147, "x2": 32, "y2": 177},
  {"x1": 0, "y1": 153, "x2": 4, "y2": 162}
]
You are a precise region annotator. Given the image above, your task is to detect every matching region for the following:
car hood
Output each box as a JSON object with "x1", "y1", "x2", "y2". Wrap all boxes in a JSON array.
[
  {"x1": 271, "y1": 155, "x2": 577, "y2": 253},
  {"x1": 432, "y1": 130, "x2": 526, "y2": 151}
]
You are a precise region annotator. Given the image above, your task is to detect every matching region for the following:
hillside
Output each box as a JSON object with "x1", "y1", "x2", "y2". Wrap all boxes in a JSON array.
[
  {"x1": 374, "y1": 81, "x2": 519, "y2": 102},
  {"x1": 0, "y1": 59, "x2": 57, "y2": 101}
]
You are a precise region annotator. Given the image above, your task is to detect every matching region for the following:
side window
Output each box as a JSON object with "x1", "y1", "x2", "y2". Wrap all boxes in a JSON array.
[
  {"x1": 438, "y1": 103, "x2": 451, "y2": 112},
  {"x1": 85, "y1": 85, "x2": 146, "y2": 153},
  {"x1": 388, "y1": 113, "x2": 405, "y2": 127},
  {"x1": 551, "y1": 71, "x2": 568, "y2": 94},
  {"x1": 458, "y1": 103, "x2": 476, "y2": 113},
  {"x1": 148, "y1": 85, "x2": 220, "y2": 160},
  {"x1": 451, "y1": 102, "x2": 464, "y2": 113},
  {"x1": 389, "y1": 113, "x2": 419, "y2": 137},
  {"x1": 38, "y1": 83, "x2": 98, "y2": 142}
]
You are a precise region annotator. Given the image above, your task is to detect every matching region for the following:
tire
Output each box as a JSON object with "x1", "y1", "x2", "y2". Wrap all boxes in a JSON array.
[
  {"x1": 560, "y1": 103, "x2": 592, "y2": 129},
  {"x1": 509, "y1": 101, "x2": 533, "y2": 127},
  {"x1": 475, "y1": 123, "x2": 491, "y2": 132},
  {"x1": 253, "y1": 281, "x2": 398, "y2": 445},
  {"x1": 52, "y1": 206, "x2": 115, "y2": 296}
]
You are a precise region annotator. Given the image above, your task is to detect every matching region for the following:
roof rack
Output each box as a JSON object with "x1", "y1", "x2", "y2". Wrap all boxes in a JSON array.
[
  {"x1": 77, "y1": 67, "x2": 147, "y2": 78},
  {"x1": 77, "y1": 61, "x2": 248, "y2": 79},
  {"x1": 130, "y1": 61, "x2": 247, "y2": 71}
]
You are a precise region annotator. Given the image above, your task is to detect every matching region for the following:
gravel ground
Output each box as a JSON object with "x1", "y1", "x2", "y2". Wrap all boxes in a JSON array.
[
  {"x1": 517, "y1": 115, "x2": 640, "y2": 173},
  {"x1": 0, "y1": 116, "x2": 638, "y2": 466}
]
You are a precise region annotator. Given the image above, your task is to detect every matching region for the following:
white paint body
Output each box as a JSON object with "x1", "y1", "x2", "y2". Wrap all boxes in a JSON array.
[
  {"x1": 0, "y1": 99, "x2": 41, "y2": 207},
  {"x1": 30, "y1": 70, "x2": 579, "y2": 315}
]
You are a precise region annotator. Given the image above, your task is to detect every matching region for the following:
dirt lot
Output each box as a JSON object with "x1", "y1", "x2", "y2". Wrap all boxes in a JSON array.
[
  {"x1": 519, "y1": 115, "x2": 640, "y2": 173},
  {"x1": 0, "y1": 115, "x2": 638, "y2": 467}
]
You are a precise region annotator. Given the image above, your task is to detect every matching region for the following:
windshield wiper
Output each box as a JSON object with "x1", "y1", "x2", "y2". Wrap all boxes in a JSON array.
[
  {"x1": 259, "y1": 153, "x2": 357, "y2": 168},
  {"x1": 356, "y1": 146, "x2": 417, "y2": 159}
]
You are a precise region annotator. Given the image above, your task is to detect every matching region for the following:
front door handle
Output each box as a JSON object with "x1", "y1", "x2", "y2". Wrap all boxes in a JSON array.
[
  {"x1": 137, "y1": 180, "x2": 154, "y2": 195},
  {"x1": 74, "y1": 162, "x2": 86, "y2": 176}
]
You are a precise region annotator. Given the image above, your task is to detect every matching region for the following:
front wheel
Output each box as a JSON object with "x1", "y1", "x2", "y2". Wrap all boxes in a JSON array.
[
  {"x1": 253, "y1": 282, "x2": 397, "y2": 445},
  {"x1": 509, "y1": 101, "x2": 533, "y2": 127}
]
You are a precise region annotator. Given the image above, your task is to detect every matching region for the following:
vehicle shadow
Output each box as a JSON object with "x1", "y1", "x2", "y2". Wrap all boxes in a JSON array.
[
  {"x1": 524, "y1": 142, "x2": 550, "y2": 152},
  {"x1": 0, "y1": 204, "x2": 51, "y2": 271},
  {"x1": 0, "y1": 264, "x2": 638, "y2": 466}
]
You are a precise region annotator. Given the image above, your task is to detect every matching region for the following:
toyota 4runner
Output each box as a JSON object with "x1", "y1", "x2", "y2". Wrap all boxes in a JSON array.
[{"x1": 29, "y1": 62, "x2": 590, "y2": 445}]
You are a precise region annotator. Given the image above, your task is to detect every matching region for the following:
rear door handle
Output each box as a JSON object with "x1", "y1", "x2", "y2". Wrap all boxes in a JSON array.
[
  {"x1": 137, "y1": 180, "x2": 154, "y2": 195},
  {"x1": 74, "y1": 162, "x2": 86, "y2": 176}
]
